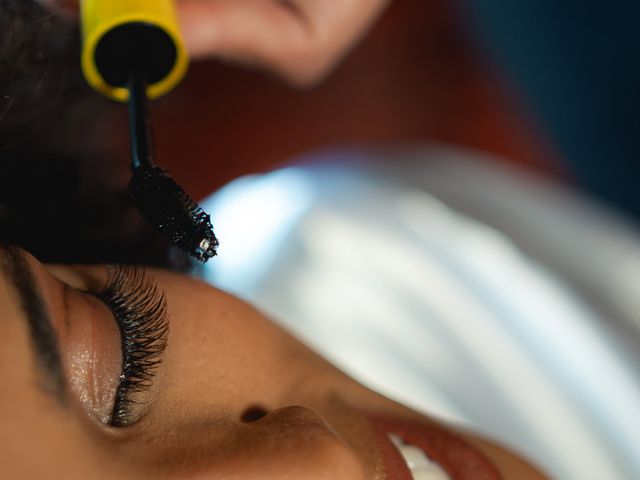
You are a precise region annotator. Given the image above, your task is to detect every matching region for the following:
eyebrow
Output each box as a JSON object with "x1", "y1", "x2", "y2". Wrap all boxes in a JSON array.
[{"x1": 0, "y1": 246, "x2": 67, "y2": 404}]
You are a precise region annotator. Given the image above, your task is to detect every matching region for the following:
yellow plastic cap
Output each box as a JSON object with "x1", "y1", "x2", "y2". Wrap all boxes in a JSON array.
[{"x1": 81, "y1": 0, "x2": 189, "y2": 102}]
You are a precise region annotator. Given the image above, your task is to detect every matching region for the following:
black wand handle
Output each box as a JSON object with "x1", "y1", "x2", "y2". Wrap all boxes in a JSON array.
[{"x1": 128, "y1": 71, "x2": 155, "y2": 171}]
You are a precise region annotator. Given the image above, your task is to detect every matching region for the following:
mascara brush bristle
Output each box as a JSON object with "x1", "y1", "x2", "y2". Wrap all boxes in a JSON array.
[{"x1": 128, "y1": 166, "x2": 219, "y2": 262}]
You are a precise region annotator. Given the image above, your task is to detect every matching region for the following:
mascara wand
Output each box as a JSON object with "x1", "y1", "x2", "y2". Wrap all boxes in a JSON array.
[
  {"x1": 127, "y1": 70, "x2": 218, "y2": 262},
  {"x1": 80, "y1": 0, "x2": 218, "y2": 262}
]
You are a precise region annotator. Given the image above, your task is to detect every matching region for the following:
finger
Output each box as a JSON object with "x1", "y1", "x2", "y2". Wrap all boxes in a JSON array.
[
  {"x1": 178, "y1": 0, "x2": 310, "y2": 75},
  {"x1": 178, "y1": 0, "x2": 389, "y2": 86},
  {"x1": 289, "y1": 0, "x2": 390, "y2": 82}
]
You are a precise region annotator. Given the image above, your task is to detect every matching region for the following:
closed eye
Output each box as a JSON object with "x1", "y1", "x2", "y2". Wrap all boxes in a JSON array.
[{"x1": 92, "y1": 265, "x2": 168, "y2": 428}]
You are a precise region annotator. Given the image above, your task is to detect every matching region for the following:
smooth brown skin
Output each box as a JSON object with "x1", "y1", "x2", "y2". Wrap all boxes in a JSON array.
[{"x1": 0, "y1": 248, "x2": 547, "y2": 479}]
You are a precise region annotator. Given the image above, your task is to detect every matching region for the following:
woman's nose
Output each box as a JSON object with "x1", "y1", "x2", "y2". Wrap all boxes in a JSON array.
[{"x1": 211, "y1": 405, "x2": 368, "y2": 479}]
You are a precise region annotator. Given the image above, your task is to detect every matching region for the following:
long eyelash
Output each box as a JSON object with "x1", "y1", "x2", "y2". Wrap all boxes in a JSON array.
[{"x1": 95, "y1": 265, "x2": 168, "y2": 427}]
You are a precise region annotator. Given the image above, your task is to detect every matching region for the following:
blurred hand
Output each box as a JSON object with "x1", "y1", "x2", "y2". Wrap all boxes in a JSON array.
[
  {"x1": 177, "y1": 0, "x2": 389, "y2": 86},
  {"x1": 44, "y1": 0, "x2": 389, "y2": 87}
]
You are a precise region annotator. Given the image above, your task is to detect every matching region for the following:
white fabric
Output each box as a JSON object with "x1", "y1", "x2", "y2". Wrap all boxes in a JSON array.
[{"x1": 202, "y1": 146, "x2": 640, "y2": 480}]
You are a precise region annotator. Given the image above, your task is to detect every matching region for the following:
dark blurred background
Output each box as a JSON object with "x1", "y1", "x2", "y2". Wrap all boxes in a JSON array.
[
  {"x1": 150, "y1": 1, "x2": 566, "y2": 199},
  {"x1": 144, "y1": 0, "x2": 640, "y2": 221},
  {"x1": 4, "y1": 0, "x2": 638, "y2": 270}
]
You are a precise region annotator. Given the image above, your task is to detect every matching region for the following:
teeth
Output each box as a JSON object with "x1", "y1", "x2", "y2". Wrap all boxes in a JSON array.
[
  {"x1": 388, "y1": 434, "x2": 451, "y2": 480},
  {"x1": 410, "y1": 466, "x2": 450, "y2": 480},
  {"x1": 399, "y1": 444, "x2": 432, "y2": 469},
  {"x1": 388, "y1": 433, "x2": 405, "y2": 448}
]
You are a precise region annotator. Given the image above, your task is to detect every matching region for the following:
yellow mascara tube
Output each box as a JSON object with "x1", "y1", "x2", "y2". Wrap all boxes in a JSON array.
[{"x1": 81, "y1": 0, "x2": 189, "y2": 102}]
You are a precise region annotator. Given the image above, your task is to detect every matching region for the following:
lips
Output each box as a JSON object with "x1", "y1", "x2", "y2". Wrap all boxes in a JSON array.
[
  {"x1": 388, "y1": 433, "x2": 451, "y2": 479},
  {"x1": 367, "y1": 415, "x2": 501, "y2": 480}
]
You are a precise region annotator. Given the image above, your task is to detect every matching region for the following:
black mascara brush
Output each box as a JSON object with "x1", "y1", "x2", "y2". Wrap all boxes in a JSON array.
[
  {"x1": 80, "y1": 1, "x2": 218, "y2": 262},
  {"x1": 126, "y1": 70, "x2": 218, "y2": 262}
]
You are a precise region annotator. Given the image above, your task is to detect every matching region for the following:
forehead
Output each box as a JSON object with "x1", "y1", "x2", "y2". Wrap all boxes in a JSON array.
[
  {"x1": 0, "y1": 252, "x2": 44, "y2": 435},
  {"x1": 0, "y1": 250, "x2": 25, "y2": 345},
  {"x1": 0, "y1": 248, "x2": 40, "y2": 402},
  {"x1": 0, "y1": 255, "x2": 98, "y2": 478}
]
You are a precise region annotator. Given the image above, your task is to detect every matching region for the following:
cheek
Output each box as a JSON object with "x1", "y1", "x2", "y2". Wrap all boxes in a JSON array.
[
  {"x1": 153, "y1": 280, "x2": 294, "y2": 419},
  {"x1": 153, "y1": 270, "x2": 360, "y2": 419}
]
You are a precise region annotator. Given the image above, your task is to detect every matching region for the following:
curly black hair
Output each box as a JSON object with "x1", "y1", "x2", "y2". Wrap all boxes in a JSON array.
[{"x1": 0, "y1": 0, "x2": 190, "y2": 270}]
